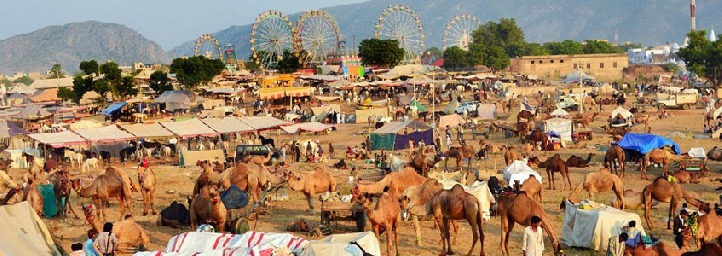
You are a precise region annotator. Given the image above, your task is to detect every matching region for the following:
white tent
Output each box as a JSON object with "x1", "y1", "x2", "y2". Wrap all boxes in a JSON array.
[
  {"x1": 502, "y1": 160, "x2": 542, "y2": 186},
  {"x1": 550, "y1": 108, "x2": 569, "y2": 118},
  {"x1": 561, "y1": 200, "x2": 646, "y2": 251},
  {"x1": 300, "y1": 232, "x2": 381, "y2": 256},
  {"x1": 0, "y1": 202, "x2": 62, "y2": 256},
  {"x1": 507, "y1": 102, "x2": 535, "y2": 121},
  {"x1": 610, "y1": 106, "x2": 633, "y2": 120},
  {"x1": 438, "y1": 114, "x2": 466, "y2": 129},
  {"x1": 443, "y1": 99, "x2": 460, "y2": 115},
  {"x1": 476, "y1": 103, "x2": 497, "y2": 120},
  {"x1": 541, "y1": 118, "x2": 573, "y2": 141}
]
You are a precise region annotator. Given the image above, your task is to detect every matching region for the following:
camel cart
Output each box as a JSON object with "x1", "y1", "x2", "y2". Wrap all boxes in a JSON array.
[
  {"x1": 680, "y1": 147, "x2": 706, "y2": 173},
  {"x1": 223, "y1": 186, "x2": 275, "y2": 234},
  {"x1": 319, "y1": 201, "x2": 366, "y2": 233}
]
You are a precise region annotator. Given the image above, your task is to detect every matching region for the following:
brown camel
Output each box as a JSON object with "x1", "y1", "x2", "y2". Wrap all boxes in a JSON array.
[
  {"x1": 190, "y1": 184, "x2": 227, "y2": 232},
  {"x1": 444, "y1": 144, "x2": 475, "y2": 171},
  {"x1": 49, "y1": 171, "x2": 78, "y2": 218},
  {"x1": 545, "y1": 154, "x2": 571, "y2": 190},
  {"x1": 354, "y1": 167, "x2": 426, "y2": 196},
  {"x1": 518, "y1": 177, "x2": 543, "y2": 203},
  {"x1": 517, "y1": 108, "x2": 538, "y2": 124},
  {"x1": 286, "y1": 167, "x2": 337, "y2": 211},
  {"x1": 643, "y1": 176, "x2": 705, "y2": 230},
  {"x1": 409, "y1": 151, "x2": 429, "y2": 177},
  {"x1": 673, "y1": 168, "x2": 708, "y2": 184},
  {"x1": 72, "y1": 172, "x2": 132, "y2": 221},
  {"x1": 504, "y1": 146, "x2": 519, "y2": 166},
  {"x1": 431, "y1": 184, "x2": 485, "y2": 256},
  {"x1": 357, "y1": 186, "x2": 400, "y2": 256},
  {"x1": 601, "y1": 126, "x2": 628, "y2": 137},
  {"x1": 399, "y1": 179, "x2": 458, "y2": 245},
  {"x1": 138, "y1": 167, "x2": 157, "y2": 216},
  {"x1": 682, "y1": 244, "x2": 722, "y2": 256},
  {"x1": 428, "y1": 170, "x2": 468, "y2": 184},
  {"x1": 23, "y1": 179, "x2": 43, "y2": 216},
  {"x1": 566, "y1": 153, "x2": 596, "y2": 168},
  {"x1": 707, "y1": 146, "x2": 722, "y2": 161},
  {"x1": 624, "y1": 242, "x2": 684, "y2": 256},
  {"x1": 695, "y1": 207, "x2": 722, "y2": 246},
  {"x1": 573, "y1": 112, "x2": 599, "y2": 128},
  {"x1": 193, "y1": 160, "x2": 221, "y2": 197},
  {"x1": 528, "y1": 128, "x2": 548, "y2": 151},
  {"x1": 498, "y1": 191, "x2": 560, "y2": 256},
  {"x1": 611, "y1": 189, "x2": 660, "y2": 210},
  {"x1": 245, "y1": 150, "x2": 273, "y2": 166},
  {"x1": 604, "y1": 144, "x2": 626, "y2": 177},
  {"x1": 567, "y1": 168, "x2": 625, "y2": 209},
  {"x1": 642, "y1": 148, "x2": 682, "y2": 179}
]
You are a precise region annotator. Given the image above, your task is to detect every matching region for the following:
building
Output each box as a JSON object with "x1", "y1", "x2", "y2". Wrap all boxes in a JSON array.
[{"x1": 511, "y1": 53, "x2": 629, "y2": 81}]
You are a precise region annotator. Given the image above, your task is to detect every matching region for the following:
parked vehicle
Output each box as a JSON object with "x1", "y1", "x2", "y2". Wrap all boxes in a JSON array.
[
  {"x1": 234, "y1": 144, "x2": 280, "y2": 164},
  {"x1": 555, "y1": 94, "x2": 581, "y2": 111},
  {"x1": 652, "y1": 93, "x2": 698, "y2": 109},
  {"x1": 455, "y1": 101, "x2": 479, "y2": 115}
]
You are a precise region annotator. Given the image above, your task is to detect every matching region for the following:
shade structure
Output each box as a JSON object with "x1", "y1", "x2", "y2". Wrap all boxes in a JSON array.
[
  {"x1": 155, "y1": 90, "x2": 191, "y2": 111},
  {"x1": 18, "y1": 104, "x2": 52, "y2": 120},
  {"x1": 238, "y1": 116, "x2": 289, "y2": 130},
  {"x1": 0, "y1": 121, "x2": 27, "y2": 138},
  {"x1": 160, "y1": 118, "x2": 218, "y2": 138},
  {"x1": 29, "y1": 88, "x2": 60, "y2": 103},
  {"x1": 27, "y1": 131, "x2": 87, "y2": 148},
  {"x1": 69, "y1": 119, "x2": 103, "y2": 130},
  {"x1": 370, "y1": 120, "x2": 433, "y2": 150},
  {"x1": 120, "y1": 123, "x2": 175, "y2": 138},
  {"x1": 617, "y1": 133, "x2": 681, "y2": 155},
  {"x1": 280, "y1": 122, "x2": 334, "y2": 134},
  {"x1": 73, "y1": 125, "x2": 135, "y2": 143},
  {"x1": 201, "y1": 117, "x2": 255, "y2": 134},
  {"x1": 100, "y1": 101, "x2": 128, "y2": 116}
]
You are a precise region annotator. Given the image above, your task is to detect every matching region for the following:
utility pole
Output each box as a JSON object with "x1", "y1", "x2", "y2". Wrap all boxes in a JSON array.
[{"x1": 578, "y1": 62, "x2": 584, "y2": 115}]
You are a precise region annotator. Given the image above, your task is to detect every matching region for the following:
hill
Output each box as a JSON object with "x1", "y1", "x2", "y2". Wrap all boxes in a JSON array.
[
  {"x1": 170, "y1": 0, "x2": 722, "y2": 60},
  {"x1": 0, "y1": 21, "x2": 170, "y2": 75}
]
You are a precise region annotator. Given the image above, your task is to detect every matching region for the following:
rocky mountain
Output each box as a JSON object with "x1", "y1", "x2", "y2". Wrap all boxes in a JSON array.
[
  {"x1": 170, "y1": 0, "x2": 722, "y2": 60},
  {"x1": 0, "y1": 21, "x2": 170, "y2": 75}
]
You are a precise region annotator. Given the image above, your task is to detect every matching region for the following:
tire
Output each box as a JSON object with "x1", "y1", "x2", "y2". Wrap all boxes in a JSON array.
[
  {"x1": 658, "y1": 104, "x2": 666, "y2": 110},
  {"x1": 682, "y1": 104, "x2": 690, "y2": 110},
  {"x1": 234, "y1": 219, "x2": 249, "y2": 234}
]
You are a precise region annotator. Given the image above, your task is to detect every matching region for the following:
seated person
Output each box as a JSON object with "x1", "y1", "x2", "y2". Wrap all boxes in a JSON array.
[
  {"x1": 612, "y1": 114, "x2": 626, "y2": 125},
  {"x1": 345, "y1": 146, "x2": 355, "y2": 159},
  {"x1": 334, "y1": 158, "x2": 348, "y2": 169}
]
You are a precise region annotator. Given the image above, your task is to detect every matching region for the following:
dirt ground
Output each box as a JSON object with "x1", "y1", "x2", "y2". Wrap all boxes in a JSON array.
[{"x1": 13, "y1": 96, "x2": 722, "y2": 256}]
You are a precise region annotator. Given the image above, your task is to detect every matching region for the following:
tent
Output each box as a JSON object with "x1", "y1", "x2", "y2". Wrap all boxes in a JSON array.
[
  {"x1": 617, "y1": 133, "x2": 681, "y2": 155},
  {"x1": 100, "y1": 101, "x2": 128, "y2": 116},
  {"x1": 476, "y1": 103, "x2": 497, "y2": 120},
  {"x1": 438, "y1": 114, "x2": 466, "y2": 129},
  {"x1": 563, "y1": 69, "x2": 595, "y2": 83},
  {"x1": 0, "y1": 202, "x2": 62, "y2": 256},
  {"x1": 410, "y1": 99, "x2": 427, "y2": 112},
  {"x1": 238, "y1": 116, "x2": 289, "y2": 130},
  {"x1": 561, "y1": 200, "x2": 645, "y2": 251},
  {"x1": 550, "y1": 108, "x2": 569, "y2": 118},
  {"x1": 355, "y1": 108, "x2": 389, "y2": 124},
  {"x1": 502, "y1": 160, "x2": 542, "y2": 186},
  {"x1": 370, "y1": 120, "x2": 433, "y2": 150},
  {"x1": 133, "y1": 231, "x2": 309, "y2": 256},
  {"x1": 27, "y1": 130, "x2": 87, "y2": 148},
  {"x1": 541, "y1": 118, "x2": 573, "y2": 141},
  {"x1": 155, "y1": 90, "x2": 191, "y2": 111},
  {"x1": 280, "y1": 122, "x2": 334, "y2": 134},
  {"x1": 73, "y1": 125, "x2": 135, "y2": 143},
  {"x1": 201, "y1": 117, "x2": 255, "y2": 134},
  {"x1": 69, "y1": 119, "x2": 103, "y2": 130},
  {"x1": 0, "y1": 120, "x2": 27, "y2": 138},
  {"x1": 443, "y1": 99, "x2": 460, "y2": 115},
  {"x1": 18, "y1": 104, "x2": 53, "y2": 120},
  {"x1": 159, "y1": 118, "x2": 218, "y2": 138},
  {"x1": 311, "y1": 104, "x2": 341, "y2": 122},
  {"x1": 506, "y1": 102, "x2": 535, "y2": 121},
  {"x1": 610, "y1": 106, "x2": 633, "y2": 120},
  {"x1": 300, "y1": 232, "x2": 381, "y2": 256},
  {"x1": 120, "y1": 123, "x2": 175, "y2": 138},
  {"x1": 29, "y1": 88, "x2": 60, "y2": 103}
]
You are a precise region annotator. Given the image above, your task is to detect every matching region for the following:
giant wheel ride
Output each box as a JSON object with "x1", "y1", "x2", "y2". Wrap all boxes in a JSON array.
[
  {"x1": 194, "y1": 34, "x2": 222, "y2": 59},
  {"x1": 374, "y1": 4, "x2": 425, "y2": 62},
  {"x1": 294, "y1": 10, "x2": 342, "y2": 64},
  {"x1": 250, "y1": 10, "x2": 294, "y2": 69},
  {"x1": 443, "y1": 13, "x2": 481, "y2": 51}
]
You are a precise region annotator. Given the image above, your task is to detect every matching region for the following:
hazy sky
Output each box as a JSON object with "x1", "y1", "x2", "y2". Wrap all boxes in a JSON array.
[{"x1": 0, "y1": 0, "x2": 367, "y2": 50}]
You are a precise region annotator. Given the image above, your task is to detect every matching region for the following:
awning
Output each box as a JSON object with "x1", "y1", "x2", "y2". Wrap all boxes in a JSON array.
[
  {"x1": 120, "y1": 123, "x2": 175, "y2": 138},
  {"x1": 73, "y1": 125, "x2": 135, "y2": 143},
  {"x1": 238, "y1": 116, "x2": 289, "y2": 130},
  {"x1": 0, "y1": 121, "x2": 27, "y2": 138},
  {"x1": 159, "y1": 118, "x2": 218, "y2": 138},
  {"x1": 280, "y1": 122, "x2": 334, "y2": 134},
  {"x1": 27, "y1": 131, "x2": 87, "y2": 148},
  {"x1": 372, "y1": 120, "x2": 432, "y2": 134},
  {"x1": 258, "y1": 87, "x2": 285, "y2": 100},
  {"x1": 100, "y1": 102, "x2": 127, "y2": 116},
  {"x1": 201, "y1": 117, "x2": 255, "y2": 134},
  {"x1": 284, "y1": 87, "x2": 313, "y2": 98}
]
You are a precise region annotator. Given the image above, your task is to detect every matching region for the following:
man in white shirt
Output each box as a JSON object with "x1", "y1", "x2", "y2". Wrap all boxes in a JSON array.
[{"x1": 523, "y1": 215, "x2": 544, "y2": 256}]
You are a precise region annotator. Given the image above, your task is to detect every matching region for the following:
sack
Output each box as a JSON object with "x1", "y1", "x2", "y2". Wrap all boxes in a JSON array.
[
  {"x1": 221, "y1": 185, "x2": 249, "y2": 210},
  {"x1": 159, "y1": 201, "x2": 190, "y2": 228}
]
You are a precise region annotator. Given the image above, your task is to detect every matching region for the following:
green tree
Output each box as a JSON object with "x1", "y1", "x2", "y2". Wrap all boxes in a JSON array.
[
  {"x1": 512, "y1": 42, "x2": 549, "y2": 56},
  {"x1": 678, "y1": 30, "x2": 722, "y2": 87},
  {"x1": 277, "y1": 50, "x2": 311, "y2": 74},
  {"x1": 483, "y1": 46, "x2": 511, "y2": 73},
  {"x1": 1, "y1": 78, "x2": 11, "y2": 87},
  {"x1": 471, "y1": 18, "x2": 526, "y2": 57},
  {"x1": 543, "y1": 40, "x2": 584, "y2": 55},
  {"x1": 49, "y1": 64, "x2": 65, "y2": 78},
  {"x1": 358, "y1": 38, "x2": 405, "y2": 68},
  {"x1": 14, "y1": 76, "x2": 34, "y2": 86},
  {"x1": 114, "y1": 76, "x2": 138, "y2": 98},
  {"x1": 79, "y1": 60, "x2": 99, "y2": 75},
  {"x1": 170, "y1": 56, "x2": 225, "y2": 89},
  {"x1": 425, "y1": 47, "x2": 443, "y2": 58},
  {"x1": 582, "y1": 40, "x2": 622, "y2": 54},
  {"x1": 149, "y1": 71, "x2": 173, "y2": 95},
  {"x1": 71, "y1": 75, "x2": 93, "y2": 104},
  {"x1": 92, "y1": 79, "x2": 111, "y2": 100},
  {"x1": 57, "y1": 87, "x2": 75, "y2": 102},
  {"x1": 100, "y1": 62, "x2": 122, "y2": 82},
  {"x1": 442, "y1": 46, "x2": 469, "y2": 70}
]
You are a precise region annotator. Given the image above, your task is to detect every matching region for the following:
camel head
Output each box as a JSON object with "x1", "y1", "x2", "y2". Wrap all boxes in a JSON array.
[
  {"x1": 81, "y1": 204, "x2": 96, "y2": 221},
  {"x1": 355, "y1": 193, "x2": 373, "y2": 207},
  {"x1": 70, "y1": 179, "x2": 82, "y2": 192},
  {"x1": 206, "y1": 185, "x2": 221, "y2": 205}
]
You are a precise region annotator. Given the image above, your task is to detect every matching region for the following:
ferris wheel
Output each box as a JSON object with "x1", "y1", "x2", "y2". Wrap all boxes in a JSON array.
[
  {"x1": 374, "y1": 4, "x2": 425, "y2": 62},
  {"x1": 194, "y1": 34, "x2": 222, "y2": 59},
  {"x1": 443, "y1": 13, "x2": 481, "y2": 51},
  {"x1": 250, "y1": 10, "x2": 294, "y2": 69},
  {"x1": 294, "y1": 10, "x2": 341, "y2": 63}
]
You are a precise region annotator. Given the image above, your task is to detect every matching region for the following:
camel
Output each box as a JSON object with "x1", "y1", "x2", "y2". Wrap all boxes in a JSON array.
[
  {"x1": 428, "y1": 170, "x2": 468, "y2": 185},
  {"x1": 545, "y1": 154, "x2": 571, "y2": 190},
  {"x1": 682, "y1": 244, "x2": 722, "y2": 256},
  {"x1": 528, "y1": 129, "x2": 548, "y2": 151},
  {"x1": 444, "y1": 144, "x2": 475, "y2": 171},
  {"x1": 138, "y1": 167, "x2": 157, "y2": 216},
  {"x1": 611, "y1": 189, "x2": 660, "y2": 210},
  {"x1": 245, "y1": 150, "x2": 273, "y2": 166},
  {"x1": 694, "y1": 207, "x2": 722, "y2": 246},
  {"x1": 409, "y1": 151, "x2": 429, "y2": 177},
  {"x1": 707, "y1": 146, "x2": 722, "y2": 161},
  {"x1": 624, "y1": 242, "x2": 685, "y2": 256},
  {"x1": 356, "y1": 187, "x2": 400, "y2": 256},
  {"x1": 193, "y1": 160, "x2": 221, "y2": 197},
  {"x1": 643, "y1": 176, "x2": 705, "y2": 230},
  {"x1": 189, "y1": 184, "x2": 227, "y2": 232},
  {"x1": 566, "y1": 153, "x2": 595, "y2": 168},
  {"x1": 517, "y1": 108, "x2": 538, "y2": 124},
  {"x1": 503, "y1": 146, "x2": 519, "y2": 166},
  {"x1": 23, "y1": 180, "x2": 43, "y2": 216},
  {"x1": 642, "y1": 148, "x2": 682, "y2": 179},
  {"x1": 49, "y1": 171, "x2": 77, "y2": 218},
  {"x1": 431, "y1": 184, "x2": 485, "y2": 256},
  {"x1": 286, "y1": 167, "x2": 337, "y2": 211},
  {"x1": 601, "y1": 126, "x2": 628, "y2": 137},
  {"x1": 399, "y1": 179, "x2": 458, "y2": 245},
  {"x1": 573, "y1": 112, "x2": 599, "y2": 128},
  {"x1": 83, "y1": 207, "x2": 152, "y2": 254},
  {"x1": 518, "y1": 177, "x2": 543, "y2": 203},
  {"x1": 604, "y1": 144, "x2": 626, "y2": 177},
  {"x1": 354, "y1": 167, "x2": 426, "y2": 196},
  {"x1": 64, "y1": 149, "x2": 84, "y2": 168},
  {"x1": 71, "y1": 172, "x2": 133, "y2": 221},
  {"x1": 567, "y1": 168, "x2": 625, "y2": 209},
  {"x1": 498, "y1": 191, "x2": 560, "y2": 256},
  {"x1": 673, "y1": 169, "x2": 708, "y2": 184}
]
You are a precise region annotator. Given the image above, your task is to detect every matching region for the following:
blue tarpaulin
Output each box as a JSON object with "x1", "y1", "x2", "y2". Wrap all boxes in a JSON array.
[
  {"x1": 100, "y1": 101, "x2": 127, "y2": 116},
  {"x1": 618, "y1": 133, "x2": 681, "y2": 155}
]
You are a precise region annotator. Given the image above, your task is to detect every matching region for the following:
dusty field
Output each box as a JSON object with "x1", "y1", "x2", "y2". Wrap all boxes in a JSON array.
[{"x1": 14, "y1": 99, "x2": 722, "y2": 256}]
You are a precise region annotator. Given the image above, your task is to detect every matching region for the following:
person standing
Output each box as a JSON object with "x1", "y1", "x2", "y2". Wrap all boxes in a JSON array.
[
  {"x1": 607, "y1": 233, "x2": 628, "y2": 256},
  {"x1": 84, "y1": 229, "x2": 99, "y2": 256},
  {"x1": 445, "y1": 126, "x2": 452, "y2": 149},
  {"x1": 294, "y1": 143, "x2": 301, "y2": 163},
  {"x1": 522, "y1": 216, "x2": 544, "y2": 256},
  {"x1": 93, "y1": 222, "x2": 117, "y2": 256},
  {"x1": 673, "y1": 210, "x2": 689, "y2": 249},
  {"x1": 328, "y1": 143, "x2": 335, "y2": 159}
]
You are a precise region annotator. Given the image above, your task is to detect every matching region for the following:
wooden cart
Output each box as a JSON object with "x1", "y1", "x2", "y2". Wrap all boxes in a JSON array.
[{"x1": 320, "y1": 201, "x2": 366, "y2": 232}]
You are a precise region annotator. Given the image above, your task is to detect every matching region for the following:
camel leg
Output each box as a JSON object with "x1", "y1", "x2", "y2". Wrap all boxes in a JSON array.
[
  {"x1": 150, "y1": 189, "x2": 157, "y2": 215},
  {"x1": 118, "y1": 196, "x2": 126, "y2": 221},
  {"x1": 643, "y1": 188, "x2": 655, "y2": 229},
  {"x1": 668, "y1": 197, "x2": 677, "y2": 230},
  {"x1": 501, "y1": 218, "x2": 514, "y2": 256},
  {"x1": 564, "y1": 173, "x2": 572, "y2": 191},
  {"x1": 305, "y1": 193, "x2": 315, "y2": 212},
  {"x1": 444, "y1": 217, "x2": 454, "y2": 255},
  {"x1": 451, "y1": 220, "x2": 459, "y2": 245},
  {"x1": 413, "y1": 215, "x2": 422, "y2": 245},
  {"x1": 393, "y1": 221, "x2": 399, "y2": 256},
  {"x1": 143, "y1": 191, "x2": 149, "y2": 216},
  {"x1": 546, "y1": 171, "x2": 554, "y2": 190}
]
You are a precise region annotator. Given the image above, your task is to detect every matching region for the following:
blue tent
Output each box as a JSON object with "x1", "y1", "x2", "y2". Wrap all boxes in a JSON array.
[
  {"x1": 617, "y1": 133, "x2": 681, "y2": 155},
  {"x1": 100, "y1": 101, "x2": 127, "y2": 116}
]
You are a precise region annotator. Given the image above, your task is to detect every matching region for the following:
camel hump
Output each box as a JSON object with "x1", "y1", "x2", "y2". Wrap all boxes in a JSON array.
[{"x1": 450, "y1": 184, "x2": 465, "y2": 192}]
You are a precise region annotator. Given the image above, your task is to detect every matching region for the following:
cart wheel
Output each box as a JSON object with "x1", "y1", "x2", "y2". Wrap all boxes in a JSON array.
[
  {"x1": 155, "y1": 215, "x2": 162, "y2": 226},
  {"x1": 588, "y1": 133, "x2": 593, "y2": 140},
  {"x1": 235, "y1": 219, "x2": 249, "y2": 234},
  {"x1": 321, "y1": 211, "x2": 331, "y2": 226}
]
